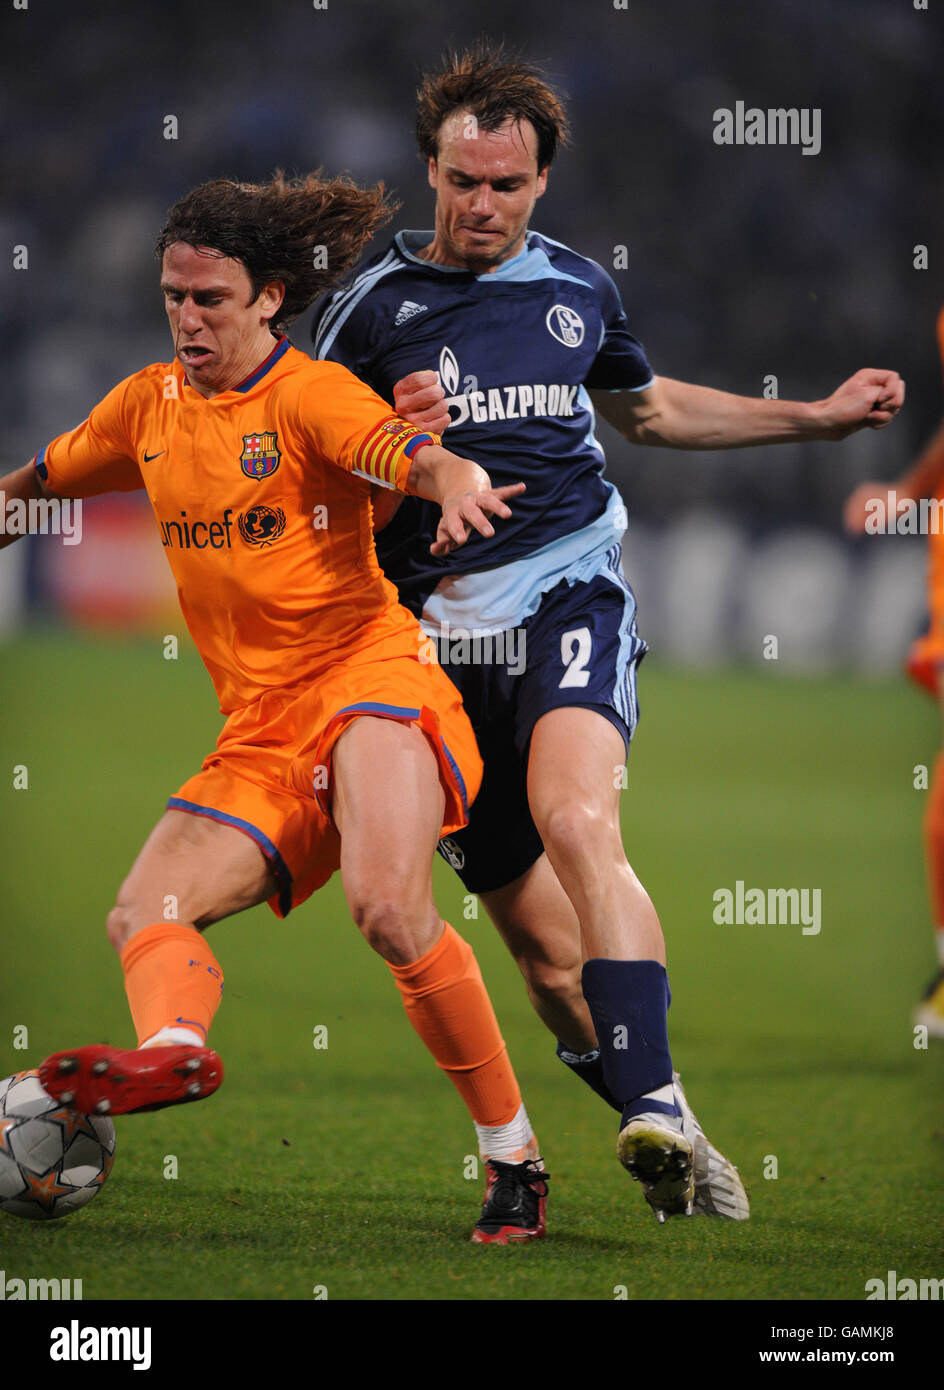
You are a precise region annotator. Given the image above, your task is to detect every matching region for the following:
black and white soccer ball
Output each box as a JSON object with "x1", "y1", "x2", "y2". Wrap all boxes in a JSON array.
[{"x1": 0, "y1": 1069, "x2": 116, "y2": 1220}]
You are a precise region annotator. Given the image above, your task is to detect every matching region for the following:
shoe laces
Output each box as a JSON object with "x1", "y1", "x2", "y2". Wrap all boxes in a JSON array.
[{"x1": 485, "y1": 1158, "x2": 549, "y2": 1199}]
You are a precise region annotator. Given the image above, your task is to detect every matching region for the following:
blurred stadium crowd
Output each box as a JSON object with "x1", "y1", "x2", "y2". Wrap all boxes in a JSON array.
[{"x1": 2, "y1": 0, "x2": 941, "y2": 670}]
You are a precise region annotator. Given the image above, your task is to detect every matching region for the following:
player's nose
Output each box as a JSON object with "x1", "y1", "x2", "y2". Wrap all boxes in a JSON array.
[
  {"x1": 470, "y1": 184, "x2": 494, "y2": 216},
  {"x1": 178, "y1": 299, "x2": 202, "y2": 332}
]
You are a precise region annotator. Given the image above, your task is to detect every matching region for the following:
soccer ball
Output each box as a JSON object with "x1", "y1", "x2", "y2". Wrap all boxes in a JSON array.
[{"x1": 0, "y1": 1070, "x2": 116, "y2": 1220}]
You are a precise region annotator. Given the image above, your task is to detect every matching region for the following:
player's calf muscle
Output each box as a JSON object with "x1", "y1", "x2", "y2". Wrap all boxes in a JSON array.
[
  {"x1": 483, "y1": 893, "x2": 582, "y2": 997},
  {"x1": 517, "y1": 956, "x2": 587, "y2": 1027}
]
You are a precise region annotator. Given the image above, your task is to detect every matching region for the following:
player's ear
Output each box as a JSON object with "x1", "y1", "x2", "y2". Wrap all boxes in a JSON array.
[
  {"x1": 258, "y1": 281, "x2": 285, "y2": 323},
  {"x1": 427, "y1": 156, "x2": 438, "y2": 190},
  {"x1": 535, "y1": 168, "x2": 549, "y2": 200}
]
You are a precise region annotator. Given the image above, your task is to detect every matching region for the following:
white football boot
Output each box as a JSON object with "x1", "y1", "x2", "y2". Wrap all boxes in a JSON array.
[
  {"x1": 673, "y1": 1073, "x2": 750, "y2": 1220},
  {"x1": 617, "y1": 1078, "x2": 695, "y2": 1223}
]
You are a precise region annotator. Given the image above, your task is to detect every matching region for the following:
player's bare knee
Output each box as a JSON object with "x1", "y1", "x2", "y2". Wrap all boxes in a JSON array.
[
  {"x1": 352, "y1": 901, "x2": 416, "y2": 960},
  {"x1": 348, "y1": 891, "x2": 433, "y2": 963},
  {"x1": 105, "y1": 903, "x2": 136, "y2": 954},
  {"x1": 536, "y1": 800, "x2": 611, "y2": 864},
  {"x1": 106, "y1": 895, "x2": 183, "y2": 953}
]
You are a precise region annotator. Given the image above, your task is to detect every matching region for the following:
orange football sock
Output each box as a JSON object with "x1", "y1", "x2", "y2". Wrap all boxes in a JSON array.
[
  {"x1": 120, "y1": 923, "x2": 224, "y2": 1046},
  {"x1": 387, "y1": 922, "x2": 522, "y2": 1127},
  {"x1": 925, "y1": 755, "x2": 944, "y2": 959}
]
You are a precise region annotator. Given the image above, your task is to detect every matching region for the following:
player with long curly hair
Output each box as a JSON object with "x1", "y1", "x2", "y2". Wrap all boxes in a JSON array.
[{"x1": 1, "y1": 171, "x2": 548, "y2": 1244}]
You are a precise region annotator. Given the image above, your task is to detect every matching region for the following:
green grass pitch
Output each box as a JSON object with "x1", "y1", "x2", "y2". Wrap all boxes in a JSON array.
[{"x1": 1, "y1": 632, "x2": 942, "y2": 1301}]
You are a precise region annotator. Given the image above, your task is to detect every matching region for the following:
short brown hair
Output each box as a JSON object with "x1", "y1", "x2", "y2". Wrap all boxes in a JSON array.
[
  {"x1": 416, "y1": 41, "x2": 569, "y2": 172},
  {"x1": 156, "y1": 172, "x2": 399, "y2": 331}
]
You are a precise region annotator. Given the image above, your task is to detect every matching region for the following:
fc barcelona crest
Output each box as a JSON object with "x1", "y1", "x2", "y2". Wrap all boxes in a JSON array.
[{"x1": 240, "y1": 431, "x2": 281, "y2": 480}]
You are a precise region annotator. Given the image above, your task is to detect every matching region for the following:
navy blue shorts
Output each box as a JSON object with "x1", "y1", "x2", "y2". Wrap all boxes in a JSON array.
[{"x1": 435, "y1": 550, "x2": 647, "y2": 894}]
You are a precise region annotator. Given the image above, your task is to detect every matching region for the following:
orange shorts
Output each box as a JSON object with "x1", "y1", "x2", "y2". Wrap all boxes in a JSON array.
[
  {"x1": 907, "y1": 529, "x2": 944, "y2": 697},
  {"x1": 168, "y1": 617, "x2": 481, "y2": 917}
]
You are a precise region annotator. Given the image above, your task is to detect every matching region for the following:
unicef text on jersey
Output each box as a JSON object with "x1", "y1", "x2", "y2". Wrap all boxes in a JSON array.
[{"x1": 418, "y1": 620, "x2": 526, "y2": 676}]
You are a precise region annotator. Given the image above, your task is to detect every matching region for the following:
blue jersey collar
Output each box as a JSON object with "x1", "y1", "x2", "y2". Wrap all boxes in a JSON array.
[{"x1": 395, "y1": 229, "x2": 534, "y2": 281}]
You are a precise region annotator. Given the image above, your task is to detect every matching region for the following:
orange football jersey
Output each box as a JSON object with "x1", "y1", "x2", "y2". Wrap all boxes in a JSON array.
[{"x1": 36, "y1": 338, "x2": 437, "y2": 712}]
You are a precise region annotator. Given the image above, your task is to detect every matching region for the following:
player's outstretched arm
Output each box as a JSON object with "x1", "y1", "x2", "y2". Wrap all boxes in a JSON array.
[
  {"x1": 0, "y1": 463, "x2": 57, "y2": 551},
  {"x1": 591, "y1": 369, "x2": 904, "y2": 450},
  {"x1": 406, "y1": 443, "x2": 525, "y2": 556},
  {"x1": 843, "y1": 414, "x2": 944, "y2": 534}
]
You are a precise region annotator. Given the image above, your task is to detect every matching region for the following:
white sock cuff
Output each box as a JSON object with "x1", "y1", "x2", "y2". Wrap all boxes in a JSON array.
[
  {"x1": 642, "y1": 1082, "x2": 676, "y2": 1107},
  {"x1": 475, "y1": 1102, "x2": 534, "y2": 1162},
  {"x1": 140, "y1": 1026, "x2": 204, "y2": 1049}
]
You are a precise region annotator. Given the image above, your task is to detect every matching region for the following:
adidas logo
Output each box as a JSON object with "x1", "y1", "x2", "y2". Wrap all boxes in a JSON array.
[{"x1": 394, "y1": 299, "x2": 428, "y2": 326}]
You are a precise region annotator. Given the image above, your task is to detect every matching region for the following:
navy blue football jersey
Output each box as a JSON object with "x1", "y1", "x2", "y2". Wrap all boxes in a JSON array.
[{"x1": 311, "y1": 229, "x2": 653, "y2": 626}]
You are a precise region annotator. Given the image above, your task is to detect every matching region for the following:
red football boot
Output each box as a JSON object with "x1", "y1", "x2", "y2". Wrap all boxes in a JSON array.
[
  {"x1": 38, "y1": 1044, "x2": 223, "y2": 1116},
  {"x1": 470, "y1": 1158, "x2": 549, "y2": 1244}
]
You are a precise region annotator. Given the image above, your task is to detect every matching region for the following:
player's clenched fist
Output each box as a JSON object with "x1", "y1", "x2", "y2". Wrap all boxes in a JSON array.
[
  {"x1": 394, "y1": 369, "x2": 451, "y2": 436},
  {"x1": 814, "y1": 368, "x2": 905, "y2": 439}
]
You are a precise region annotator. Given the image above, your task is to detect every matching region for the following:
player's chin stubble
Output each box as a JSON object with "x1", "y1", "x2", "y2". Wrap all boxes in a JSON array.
[{"x1": 455, "y1": 233, "x2": 514, "y2": 274}]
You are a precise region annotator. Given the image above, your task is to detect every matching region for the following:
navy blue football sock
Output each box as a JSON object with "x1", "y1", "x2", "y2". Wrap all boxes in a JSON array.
[
  {"x1": 555, "y1": 1040, "x2": 621, "y2": 1111},
  {"x1": 580, "y1": 958, "x2": 678, "y2": 1127}
]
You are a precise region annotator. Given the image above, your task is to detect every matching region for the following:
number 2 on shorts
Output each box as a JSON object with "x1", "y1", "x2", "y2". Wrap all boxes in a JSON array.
[{"x1": 559, "y1": 627, "x2": 592, "y2": 688}]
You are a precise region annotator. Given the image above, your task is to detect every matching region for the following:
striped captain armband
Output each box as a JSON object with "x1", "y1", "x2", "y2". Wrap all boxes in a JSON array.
[{"x1": 350, "y1": 418, "x2": 439, "y2": 491}]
